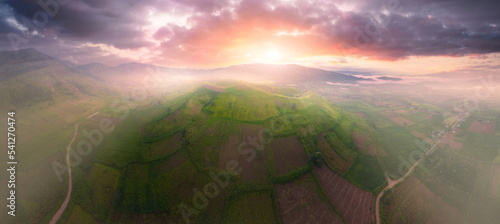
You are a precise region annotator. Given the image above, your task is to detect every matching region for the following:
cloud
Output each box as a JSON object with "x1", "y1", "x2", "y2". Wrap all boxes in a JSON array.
[{"x1": 0, "y1": 0, "x2": 499, "y2": 66}]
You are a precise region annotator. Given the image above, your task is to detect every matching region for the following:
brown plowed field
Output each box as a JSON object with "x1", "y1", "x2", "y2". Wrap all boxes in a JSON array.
[
  {"x1": 271, "y1": 136, "x2": 308, "y2": 175},
  {"x1": 440, "y1": 132, "x2": 463, "y2": 150},
  {"x1": 469, "y1": 121, "x2": 496, "y2": 135},
  {"x1": 314, "y1": 166, "x2": 374, "y2": 224},
  {"x1": 275, "y1": 174, "x2": 343, "y2": 224}
]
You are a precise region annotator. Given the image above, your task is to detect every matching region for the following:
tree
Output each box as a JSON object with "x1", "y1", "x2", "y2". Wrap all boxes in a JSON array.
[{"x1": 309, "y1": 152, "x2": 323, "y2": 167}]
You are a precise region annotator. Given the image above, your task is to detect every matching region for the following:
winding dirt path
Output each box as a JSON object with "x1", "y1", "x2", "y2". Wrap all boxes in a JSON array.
[
  {"x1": 49, "y1": 112, "x2": 100, "y2": 224},
  {"x1": 375, "y1": 120, "x2": 460, "y2": 224}
]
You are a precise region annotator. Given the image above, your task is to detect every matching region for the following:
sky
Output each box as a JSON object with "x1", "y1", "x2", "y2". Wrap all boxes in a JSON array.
[{"x1": 0, "y1": 0, "x2": 499, "y2": 75}]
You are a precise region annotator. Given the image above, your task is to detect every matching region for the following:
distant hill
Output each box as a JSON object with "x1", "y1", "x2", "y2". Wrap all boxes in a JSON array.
[
  {"x1": 207, "y1": 63, "x2": 373, "y2": 83},
  {"x1": 77, "y1": 62, "x2": 113, "y2": 79},
  {"x1": 77, "y1": 62, "x2": 372, "y2": 87},
  {"x1": 0, "y1": 48, "x2": 114, "y2": 109},
  {"x1": 377, "y1": 76, "x2": 402, "y2": 81},
  {"x1": 0, "y1": 48, "x2": 372, "y2": 109},
  {"x1": 0, "y1": 48, "x2": 54, "y2": 81}
]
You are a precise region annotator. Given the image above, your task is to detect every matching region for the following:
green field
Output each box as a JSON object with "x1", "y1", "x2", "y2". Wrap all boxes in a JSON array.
[
  {"x1": 460, "y1": 131, "x2": 500, "y2": 162},
  {"x1": 6, "y1": 81, "x2": 395, "y2": 223},
  {"x1": 223, "y1": 192, "x2": 277, "y2": 224},
  {"x1": 94, "y1": 114, "x2": 143, "y2": 168}
]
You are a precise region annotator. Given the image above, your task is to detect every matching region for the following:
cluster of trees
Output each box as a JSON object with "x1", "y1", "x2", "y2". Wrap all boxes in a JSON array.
[{"x1": 308, "y1": 152, "x2": 324, "y2": 168}]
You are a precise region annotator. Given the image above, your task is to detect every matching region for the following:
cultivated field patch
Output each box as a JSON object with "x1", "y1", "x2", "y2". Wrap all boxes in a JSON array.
[
  {"x1": 440, "y1": 132, "x2": 463, "y2": 150},
  {"x1": 465, "y1": 162, "x2": 500, "y2": 223},
  {"x1": 86, "y1": 163, "x2": 121, "y2": 212},
  {"x1": 352, "y1": 131, "x2": 384, "y2": 156},
  {"x1": 314, "y1": 166, "x2": 374, "y2": 224},
  {"x1": 275, "y1": 174, "x2": 343, "y2": 224},
  {"x1": 382, "y1": 110, "x2": 414, "y2": 127},
  {"x1": 208, "y1": 92, "x2": 279, "y2": 121},
  {"x1": 95, "y1": 115, "x2": 142, "y2": 168},
  {"x1": 271, "y1": 136, "x2": 308, "y2": 175},
  {"x1": 317, "y1": 133, "x2": 352, "y2": 173},
  {"x1": 381, "y1": 175, "x2": 466, "y2": 224},
  {"x1": 224, "y1": 192, "x2": 276, "y2": 224},
  {"x1": 490, "y1": 163, "x2": 500, "y2": 198},
  {"x1": 238, "y1": 124, "x2": 268, "y2": 183},
  {"x1": 324, "y1": 132, "x2": 357, "y2": 161},
  {"x1": 155, "y1": 150, "x2": 189, "y2": 174},
  {"x1": 148, "y1": 134, "x2": 183, "y2": 160},
  {"x1": 411, "y1": 131, "x2": 435, "y2": 145},
  {"x1": 469, "y1": 121, "x2": 496, "y2": 135}
]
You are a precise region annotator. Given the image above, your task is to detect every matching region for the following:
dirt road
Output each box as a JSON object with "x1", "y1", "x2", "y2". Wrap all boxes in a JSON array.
[
  {"x1": 375, "y1": 120, "x2": 460, "y2": 224},
  {"x1": 49, "y1": 112, "x2": 100, "y2": 224}
]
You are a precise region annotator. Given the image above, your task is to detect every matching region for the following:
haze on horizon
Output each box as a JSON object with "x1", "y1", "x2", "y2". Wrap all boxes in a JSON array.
[{"x1": 0, "y1": 0, "x2": 499, "y2": 76}]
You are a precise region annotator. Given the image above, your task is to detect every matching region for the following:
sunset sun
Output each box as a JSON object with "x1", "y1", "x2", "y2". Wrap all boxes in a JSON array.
[{"x1": 266, "y1": 48, "x2": 282, "y2": 61}]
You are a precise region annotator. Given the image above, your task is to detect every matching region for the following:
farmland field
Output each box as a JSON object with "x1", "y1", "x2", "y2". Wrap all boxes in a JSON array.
[
  {"x1": 223, "y1": 192, "x2": 277, "y2": 224},
  {"x1": 314, "y1": 166, "x2": 375, "y2": 224},
  {"x1": 380, "y1": 175, "x2": 466, "y2": 224},
  {"x1": 469, "y1": 121, "x2": 496, "y2": 135},
  {"x1": 4, "y1": 59, "x2": 500, "y2": 224},
  {"x1": 271, "y1": 136, "x2": 308, "y2": 175},
  {"x1": 274, "y1": 174, "x2": 343, "y2": 223},
  {"x1": 317, "y1": 132, "x2": 352, "y2": 173}
]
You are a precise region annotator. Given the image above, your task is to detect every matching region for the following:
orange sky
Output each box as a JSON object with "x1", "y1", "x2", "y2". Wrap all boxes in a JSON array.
[{"x1": 1, "y1": 0, "x2": 499, "y2": 76}]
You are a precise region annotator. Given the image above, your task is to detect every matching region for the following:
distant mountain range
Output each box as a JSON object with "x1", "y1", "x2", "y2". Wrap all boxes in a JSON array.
[
  {"x1": 0, "y1": 48, "x2": 113, "y2": 109},
  {"x1": 0, "y1": 48, "x2": 373, "y2": 109}
]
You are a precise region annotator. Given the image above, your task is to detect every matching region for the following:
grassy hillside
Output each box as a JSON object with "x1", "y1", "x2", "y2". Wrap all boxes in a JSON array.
[{"x1": 2, "y1": 79, "x2": 386, "y2": 223}]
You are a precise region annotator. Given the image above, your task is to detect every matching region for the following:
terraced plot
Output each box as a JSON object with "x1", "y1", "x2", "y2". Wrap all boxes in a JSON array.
[
  {"x1": 275, "y1": 174, "x2": 343, "y2": 224},
  {"x1": 314, "y1": 166, "x2": 374, "y2": 224},
  {"x1": 271, "y1": 136, "x2": 308, "y2": 175},
  {"x1": 317, "y1": 132, "x2": 351, "y2": 174}
]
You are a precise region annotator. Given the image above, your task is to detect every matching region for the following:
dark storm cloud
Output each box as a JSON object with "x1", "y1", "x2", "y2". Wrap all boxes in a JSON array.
[
  {"x1": 0, "y1": 0, "x2": 154, "y2": 50},
  {"x1": 0, "y1": 0, "x2": 499, "y2": 64}
]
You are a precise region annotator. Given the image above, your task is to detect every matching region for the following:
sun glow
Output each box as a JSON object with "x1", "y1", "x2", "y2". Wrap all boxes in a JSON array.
[{"x1": 266, "y1": 48, "x2": 282, "y2": 61}]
